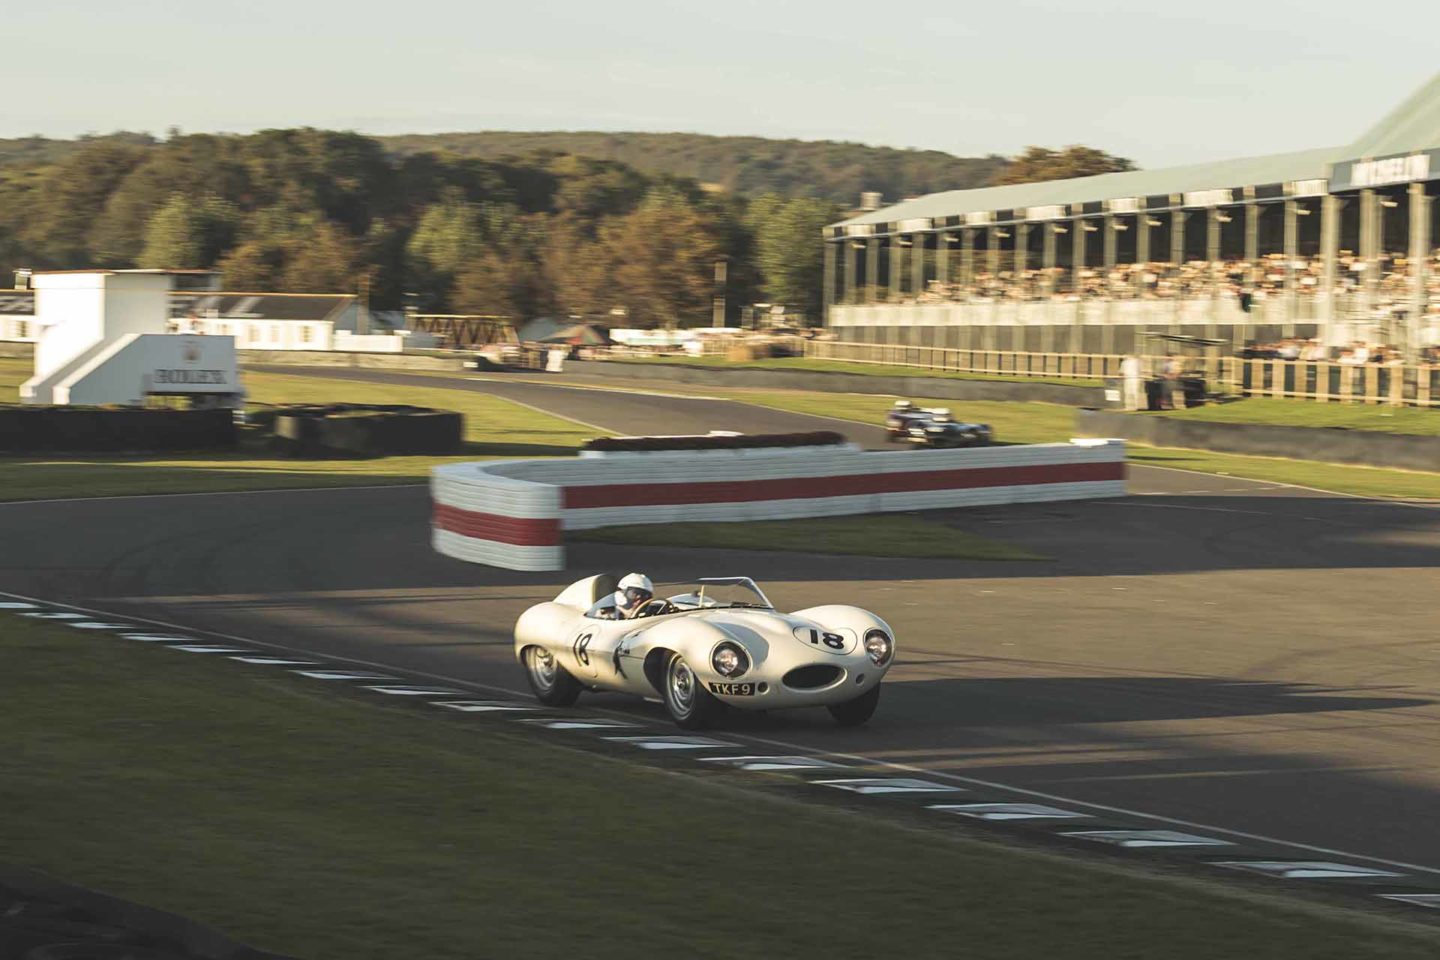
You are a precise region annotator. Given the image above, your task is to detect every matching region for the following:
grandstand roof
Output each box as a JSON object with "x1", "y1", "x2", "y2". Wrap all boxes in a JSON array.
[
  {"x1": 1347, "y1": 72, "x2": 1440, "y2": 158},
  {"x1": 834, "y1": 146, "x2": 1338, "y2": 229},
  {"x1": 835, "y1": 70, "x2": 1440, "y2": 233}
]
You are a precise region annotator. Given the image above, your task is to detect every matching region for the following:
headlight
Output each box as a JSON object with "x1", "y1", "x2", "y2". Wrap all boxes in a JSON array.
[
  {"x1": 863, "y1": 629, "x2": 892, "y2": 666},
  {"x1": 711, "y1": 643, "x2": 748, "y2": 677}
]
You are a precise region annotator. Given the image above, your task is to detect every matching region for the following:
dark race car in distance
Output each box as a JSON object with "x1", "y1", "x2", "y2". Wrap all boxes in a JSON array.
[
  {"x1": 884, "y1": 401, "x2": 993, "y2": 448},
  {"x1": 884, "y1": 400, "x2": 935, "y2": 440}
]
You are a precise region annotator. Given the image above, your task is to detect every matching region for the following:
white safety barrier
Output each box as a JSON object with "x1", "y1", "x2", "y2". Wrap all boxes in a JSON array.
[{"x1": 431, "y1": 440, "x2": 1126, "y2": 571}]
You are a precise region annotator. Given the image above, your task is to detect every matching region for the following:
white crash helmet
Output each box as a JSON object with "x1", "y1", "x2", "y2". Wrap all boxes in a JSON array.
[
  {"x1": 613, "y1": 572, "x2": 655, "y2": 614},
  {"x1": 892, "y1": 400, "x2": 915, "y2": 410}
]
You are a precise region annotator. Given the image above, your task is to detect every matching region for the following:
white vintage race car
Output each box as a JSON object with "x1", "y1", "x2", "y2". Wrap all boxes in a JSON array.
[{"x1": 514, "y1": 576, "x2": 896, "y2": 729}]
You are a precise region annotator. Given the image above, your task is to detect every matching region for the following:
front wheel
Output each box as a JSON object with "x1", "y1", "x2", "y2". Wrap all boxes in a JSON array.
[
  {"x1": 523, "y1": 646, "x2": 582, "y2": 707},
  {"x1": 828, "y1": 685, "x2": 881, "y2": 726},
  {"x1": 663, "y1": 652, "x2": 723, "y2": 730}
]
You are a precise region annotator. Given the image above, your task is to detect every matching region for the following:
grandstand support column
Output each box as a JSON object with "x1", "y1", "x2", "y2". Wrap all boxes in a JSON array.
[
  {"x1": 1283, "y1": 199, "x2": 1299, "y2": 338},
  {"x1": 843, "y1": 240, "x2": 858, "y2": 305},
  {"x1": 960, "y1": 228, "x2": 975, "y2": 287},
  {"x1": 1042, "y1": 222, "x2": 1057, "y2": 293},
  {"x1": 1242, "y1": 197, "x2": 1258, "y2": 353},
  {"x1": 1169, "y1": 201, "x2": 1185, "y2": 337},
  {"x1": 912, "y1": 234, "x2": 926, "y2": 299},
  {"x1": 1071, "y1": 216, "x2": 1085, "y2": 297},
  {"x1": 1136, "y1": 213, "x2": 1151, "y2": 298},
  {"x1": 1102, "y1": 215, "x2": 1117, "y2": 356},
  {"x1": 823, "y1": 241, "x2": 837, "y2": 319},
  {"x1": 1409, "y1": 182, "x2": 1430, "y2": 363},
  {"x1": 865, "y1": 238, "x2": 879, "y2": 303},
  {"x1": 1360, "y1": 189, "x2": 1377, "y2": 320},
  {"x1": 1320, "y1": 194, "x2": 1340, "y2": 346},
  {"x1": 986, "y1": 226, "x2": 1000, "y2": 282},
  {"x1": 841, "y1": 241, "x2": 854, "y2": 305},
  {"x1": 1206, "y1": 208, "x2": 1222, "y2": 342},
  {"x1": 891, "y1": 238, "x2": 904, "y2": 302},
  {"x1": 936, "y1": 234, "x2": 950, "y2": 291}
]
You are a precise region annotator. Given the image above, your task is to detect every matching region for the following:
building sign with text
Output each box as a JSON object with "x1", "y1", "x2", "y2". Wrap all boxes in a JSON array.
[
  {"x1": 142, "y1": 335, "x2": 238, "y2": 394},
  {"x1": 1330, "y1": 149, "x2": 1439, "y2": 192}
]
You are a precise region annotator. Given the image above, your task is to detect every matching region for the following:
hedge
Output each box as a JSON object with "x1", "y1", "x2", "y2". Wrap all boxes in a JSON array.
[
  {"x1": 265, "y1": 404, "x2": 463, "y2": 458},
  {"x1": 582, "y1": 431, "x2": 846, "y2": 453},
  {"x1": 0, "y1": 406, "x2": 236, "y2": 453}
]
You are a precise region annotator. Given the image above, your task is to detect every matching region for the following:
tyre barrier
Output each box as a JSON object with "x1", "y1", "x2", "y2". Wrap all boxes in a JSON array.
[
  {"x1": 267, "y1": 404, "x2": 463, "y2": 458},
  {"x1": 432, "y1": 439, "x2": 1127, "y2": 571},
  {"x1": 0, "y1": 406, "x2": 235, "y2": 453}
]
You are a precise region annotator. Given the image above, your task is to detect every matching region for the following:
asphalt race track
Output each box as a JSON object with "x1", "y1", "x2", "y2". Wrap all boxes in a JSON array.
[{"x1": 6, "y1": 368, "x2": 1440, "y2": 887}]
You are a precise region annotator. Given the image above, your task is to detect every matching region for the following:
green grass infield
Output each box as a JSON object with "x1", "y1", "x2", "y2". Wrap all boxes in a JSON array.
[
  {"x1": 4, "y1": 616, "x2": 1439, "y2": 959},
  {"x1": 0, "y1": 363, "x2": 595, "y2": 501}
]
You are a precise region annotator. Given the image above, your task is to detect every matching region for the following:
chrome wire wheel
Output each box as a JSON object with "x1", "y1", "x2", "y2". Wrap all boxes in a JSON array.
[
  {"x1": 526, "y1": 647, "x2": 557, "y2": 693},
  {"x1": 667, "y1": 656, "x2": 696, "y2": 718}
]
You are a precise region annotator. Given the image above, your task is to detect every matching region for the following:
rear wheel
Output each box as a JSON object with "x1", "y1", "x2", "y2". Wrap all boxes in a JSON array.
[
  {"x1": 828, "y1": 684, "x2": 881, "y2": 726},
  {"x1": 663, "y1": 652, "x2": 723, "y2": 730},
  {"x1": 523, "y1": 646, "x2": 582, "y2": 707}
]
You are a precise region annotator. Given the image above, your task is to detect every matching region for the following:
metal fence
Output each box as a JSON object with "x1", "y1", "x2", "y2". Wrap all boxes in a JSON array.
[
  {"x1": 804, "y1": 339, "x2": 1125, "y2": 380},
  {"x1": 802, "y1": 339, "x2": 1440, "y2": 407}
]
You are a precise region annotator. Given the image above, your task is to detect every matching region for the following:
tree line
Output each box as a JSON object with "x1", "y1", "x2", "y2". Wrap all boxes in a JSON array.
[{"x1": 0, "y1": 130, "x2": 1131, "y2": 326}]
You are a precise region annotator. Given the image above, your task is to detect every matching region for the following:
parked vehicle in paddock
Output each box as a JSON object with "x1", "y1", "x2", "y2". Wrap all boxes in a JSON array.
[
  {"x1": 514, "y1": 576, "x2": 896, "y2": 729},
  {"x1": 904, "y1": 409, "x2": 993, "y2": 448}
]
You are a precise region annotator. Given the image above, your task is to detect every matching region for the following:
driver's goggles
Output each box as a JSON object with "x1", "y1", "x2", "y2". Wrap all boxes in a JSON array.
[{"x1": 623, "y1": 587, "x2": 653, "y2": 604}]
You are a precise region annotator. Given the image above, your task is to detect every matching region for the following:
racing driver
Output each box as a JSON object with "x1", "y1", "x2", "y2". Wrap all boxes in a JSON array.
[{"x1": 605, "y1": 572, "x2": 655, "y2": 620}]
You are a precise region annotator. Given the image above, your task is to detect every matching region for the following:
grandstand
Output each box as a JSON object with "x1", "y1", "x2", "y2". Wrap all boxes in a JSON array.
[{"x1": 825, "y1": 72, "x2": 1440, "y2": 359}]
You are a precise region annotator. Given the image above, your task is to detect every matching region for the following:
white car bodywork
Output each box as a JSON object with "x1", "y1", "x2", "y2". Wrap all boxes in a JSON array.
[{"x1": 514, "y1": 575, "x2": 896, "y2": 727}]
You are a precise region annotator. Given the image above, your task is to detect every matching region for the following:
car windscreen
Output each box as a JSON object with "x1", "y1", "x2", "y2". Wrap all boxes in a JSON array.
[{"x1": 665, "y1": 580, "x2": 772, "y2": 610}]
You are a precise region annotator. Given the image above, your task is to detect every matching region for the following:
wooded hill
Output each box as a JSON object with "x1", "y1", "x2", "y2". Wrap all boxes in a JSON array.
[{"x1": 379, "y1": 131, "x2": 1008, "y2": 204}]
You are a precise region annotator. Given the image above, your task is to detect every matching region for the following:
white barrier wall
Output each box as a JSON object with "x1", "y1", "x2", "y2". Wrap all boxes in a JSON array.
[{"x1": 432, "y1": 440, "x2": 1126, "y2": 571}]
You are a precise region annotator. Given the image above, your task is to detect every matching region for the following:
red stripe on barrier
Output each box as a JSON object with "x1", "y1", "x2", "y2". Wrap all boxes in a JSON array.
[
  {"x1": 562, "y1": 460, "x2": 1124, "y2": 509},
  {"x1": 433, "y1": 503, "x2": 561, "y2": 546}
]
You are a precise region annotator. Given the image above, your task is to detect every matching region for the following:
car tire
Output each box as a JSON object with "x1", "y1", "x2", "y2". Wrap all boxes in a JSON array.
[
  {"x1": 827, "y1": 684, "x2": 881, "y2": 726},
  {"x1": 663, "y1": 652, "x2": 722, "y2": 730},
  {"x1": 523, "y1": 645, "x2": 582, "y2": 707}
]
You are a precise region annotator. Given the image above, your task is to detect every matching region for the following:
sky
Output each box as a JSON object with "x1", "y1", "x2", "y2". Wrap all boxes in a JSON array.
[{"x1": 5, "y1": 0, "x2": 1437, "y2": 168}]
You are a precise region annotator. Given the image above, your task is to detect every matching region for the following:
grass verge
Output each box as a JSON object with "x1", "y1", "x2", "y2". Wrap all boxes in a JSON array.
[
  {"x1": 574, "y1": 513, "x2": 1047, "y2": 560},
  {"x1": 4, "y1": 616, "x2": 1438, "y2": 960},
  {"x1": 0, "y1": 365, "x2": 595, "y2": 501},
  {"x1": 608, "y1": 354, "x2": 1106, "y2": 387},
  {"x1": 720, "y1": 389, "x2": 1440, "y2": 499}
]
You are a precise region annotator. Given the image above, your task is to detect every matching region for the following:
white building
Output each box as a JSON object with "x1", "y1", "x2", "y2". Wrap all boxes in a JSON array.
[
  {"x1": 2, "y1": 289, "x2": 434, "y2": 351},
  {"x1": 21, "y1": 269, "x2": 241, "y2": 407}
]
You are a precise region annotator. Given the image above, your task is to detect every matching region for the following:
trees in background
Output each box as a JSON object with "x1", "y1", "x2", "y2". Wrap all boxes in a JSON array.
[
  {"x1": 0, "y1": 129, "x2": 1134, "y2": 325},
  {"x1": 746, "y1": 195, "x2": 842, "y2": 324},
  {"x1": 989, "y1": 146, "x2": 1135, "y2": 186}
]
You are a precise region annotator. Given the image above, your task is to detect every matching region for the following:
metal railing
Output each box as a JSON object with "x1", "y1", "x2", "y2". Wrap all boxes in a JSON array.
[
  {"x1": 802, "y1": 339, "x2": 1440, "y2": 407},
  {"x1": 804, "y1": 339, "x2": 1123, "y2": 380}
]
